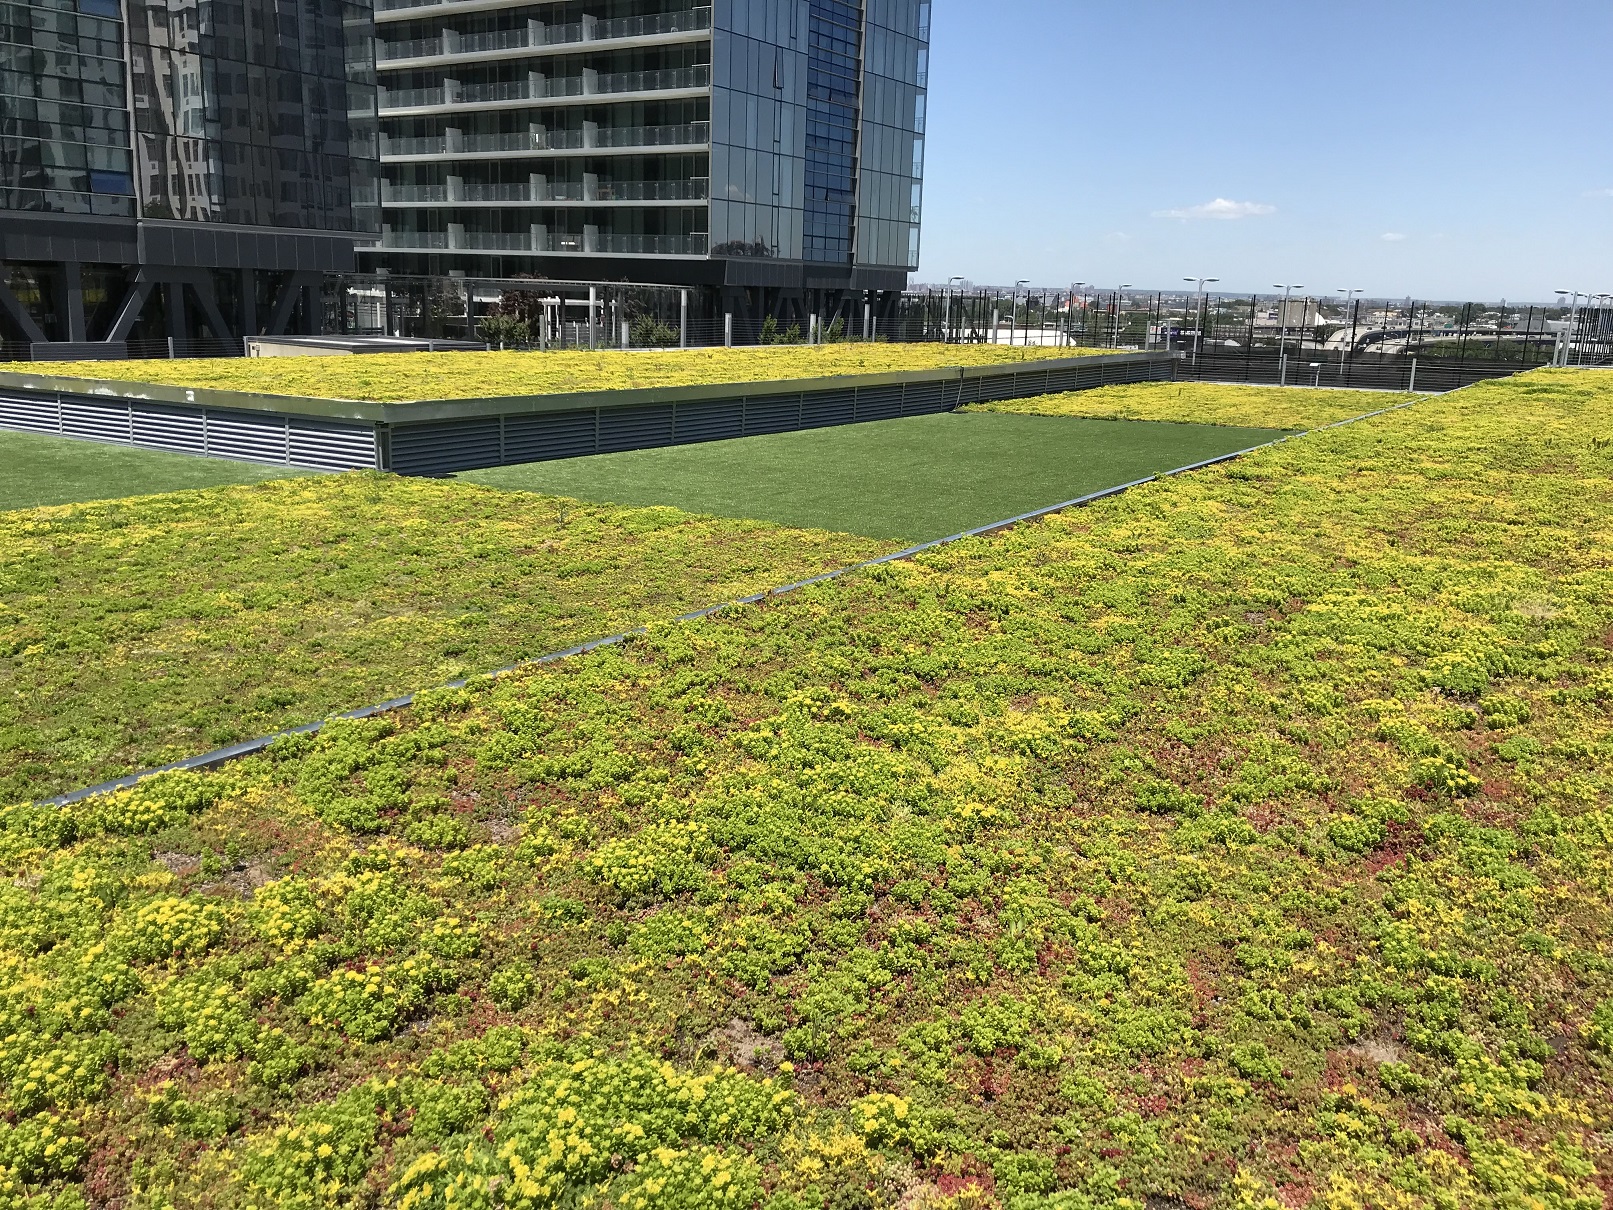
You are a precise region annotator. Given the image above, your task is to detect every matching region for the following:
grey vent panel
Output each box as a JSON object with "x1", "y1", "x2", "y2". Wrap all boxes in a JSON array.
[
  {"x1": 504, "y1": 410, "x2": 597, "y2": 463},
  {"x1": 674, "y1": 400, "x2": 744, "y2": 445},
  {"x1": 599, "y1": 404, "x2": 674, "y2": 453},
  {"x1": 391, "y1": 418, "x2": 501, "y2": 475},
  {"x1": 744, "y1": 395, "x2": 801, "y2": 435},
  {"x1": 0, "y1": 353, "x2": 1176, "y2": 476}
]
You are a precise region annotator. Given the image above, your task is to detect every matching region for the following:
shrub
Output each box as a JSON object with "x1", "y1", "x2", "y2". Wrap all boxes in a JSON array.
[
  {"x1": 404, "y1": 814, "x2": 473, "y2": 850},
  {"x1": 0, "y1": 1114, "x2": 89, "y2": 1183},
  {"x1": 477, "y1": 313, "x2": 530, "y2": 348},
  {"x1": 156, "y1": 975, "x2": 258, "y2": 1062},
  {"x1": 486, "y1": 960, "x2": 537, "y2": 1011},
  {"x1": 249, "y1": 878, "x2": 325, "y2": 952},
  {"x1": 631, "y1": 315, "x2": 679, "y2": 347},
  {"x1": 586, "y1": 821, "x2": 712, "y2": 900},
  {"x1": 1584, "y1": 998, "x2": 1613, "y2": 1055},
  {"x1": 388, "y1": 1048, "x2": 794, "y2": 1210},
  {"x1": 239, "y1": 1084, "x2": 385, "y2": 1208},
  {"x1": 122, "y1": 896, "x2": 228, "y2": 963},
  {"x1": 296, "y1": 956, "x2": 446, "y2": 1042}
]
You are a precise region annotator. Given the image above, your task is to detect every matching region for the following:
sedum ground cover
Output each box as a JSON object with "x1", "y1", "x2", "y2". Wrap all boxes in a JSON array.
[
  {"x1": 0, "y1": 369, "x2": 1610, "y2": 1208},
  {"x1": 0, "y1": 345, "x2": 1102, "y2": 404},
  {"x1": 0, "y1": 476, "x2": 892, "y2": 803},
  {"x1": 966, "y1": 383, "x2": 1420, "y2": 432}
]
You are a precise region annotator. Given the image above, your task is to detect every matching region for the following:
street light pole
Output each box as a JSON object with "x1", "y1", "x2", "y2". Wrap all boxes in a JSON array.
[
  {"x1": 1010, "y1": 279, "x2": 1029, "y2": 346},
  {"x1": 944, "y1": 275, "x2": 965, "y2": 343},
  {"x1": 1555, "y1": 289, "x2": 1584, "y2": 366},
  {"x1": 1113, "y1": 284, "x2": 1132, "y2": 348},
  {"x1": 1336, "y1": 287, "x2": 1363, "y2": 382},
  {"x1": 1273, "y1": 283, "x2": 1304, "y2": 384},
  {"x1": 1182, "y1": 276, "x2": 1219, "y2": 366}
]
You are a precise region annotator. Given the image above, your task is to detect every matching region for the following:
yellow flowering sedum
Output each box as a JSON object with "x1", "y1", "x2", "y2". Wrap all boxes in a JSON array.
[
  {"x1": 1, "y1": 343, "x2": 1102, "y2": 404},
  {"x1": 966, "y1": 379, "x2": 1419, "y2": 430}
]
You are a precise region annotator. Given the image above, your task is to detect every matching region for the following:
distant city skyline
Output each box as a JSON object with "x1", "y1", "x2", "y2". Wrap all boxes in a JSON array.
[{"x1": 919, "y1": 0, "x2": 1613, "y2": 302}]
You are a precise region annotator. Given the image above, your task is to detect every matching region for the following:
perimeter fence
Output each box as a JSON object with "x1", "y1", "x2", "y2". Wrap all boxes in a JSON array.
[
  {"x1": 8, "y1": 277, "x2": 1612, "y2": 393},
  {"x1": 891, "y1": 289, "x2": 1613, "y2": 390}
]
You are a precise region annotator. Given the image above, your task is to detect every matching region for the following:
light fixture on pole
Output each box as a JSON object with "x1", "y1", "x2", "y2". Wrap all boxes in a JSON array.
[
  {"x1": 1070, "y1": 283, "x2": 1087, "y2": 345},
  {"x1": 1273, "y1": 283, "x2": 1304, "y2": 383},
  {"x1": 1182, "y1": 276, "x2": 1219, "y2": 365},
  {"x1": 944, "y1": 275, "x2": 965, "y2": 343},
  {"x1": 1335, "y1": 288, "x2": 1364, "y2": 381},
  {"x1": 1113, "y1": 284, "x2": 1132, "y2": 348},
  {"x1": 1010, "y1": 279, "x2": 1029, "y2": 346},
  {"x1": 1555, "y1": 289, "x2": 1584, "y2": 367}
]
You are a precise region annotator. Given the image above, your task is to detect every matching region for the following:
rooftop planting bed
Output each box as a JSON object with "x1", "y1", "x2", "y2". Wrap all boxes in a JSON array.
[
  {"x1": 966, "y1": 381, "x2": 1423, "y2": 430},
  {"x1": 4, "y1": 371, "x2": 1610, "y2": 1208},
  {"x1": 0, "y1": 345, "x2": 1103, "y2": 405}
]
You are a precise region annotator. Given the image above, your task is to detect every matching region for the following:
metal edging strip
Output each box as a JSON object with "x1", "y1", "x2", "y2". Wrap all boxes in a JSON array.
[{"x1": 32, "y1": 396, "x2": 1423, "y2": 809}]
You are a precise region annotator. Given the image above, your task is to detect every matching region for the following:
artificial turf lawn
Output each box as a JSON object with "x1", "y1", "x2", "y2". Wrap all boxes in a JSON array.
[
  {"x1": 459, "y1": 411, "x2": 1291, "y2": 543},
  {"x1": 0, "y1": 429, "x2": 311, "y2": 512},
  {"x1": 6, "y1": 370, "x2": 1613, "y2": 1209},
  {"x1": 0, "y1": 343, "x2": 1104, "y2": 403},
  {"x1": 966, "y1": 381, "x2": 1421, "y2": 431},
  {"x1": 0, "y1": 475, "x2": 894, "y2": 802}
]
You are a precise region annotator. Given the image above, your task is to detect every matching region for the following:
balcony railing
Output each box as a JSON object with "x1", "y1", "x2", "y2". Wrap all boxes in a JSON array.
[
  {"x1": 380, "y1": 230, "x2": 710, "y2": 255},
  {"x1": 459, "y1": 27, "x2": 527, "y2": 53},
  {"x1": 378, "y1": 66, "x2": 707, "y2": 109},
  {"x1": 382, "y1": 177, "x2": 711, "y2": 204},
  {"x1": 595, "y1": 66, "x2": 706, "y2": 93},
  {"x1": 381, "y1": 122, "x2": 710, "y2": 157},
  {"x1": 382, "y1": 183, "x2": 449, "y2": 202},
  {"x1": 377, "y1": 7, "x2": 711, "y2": 56},
  {"x1": 463, "y1": 181, "x2": 535, "y2": 202},
  {"x1": 596, "y1": 121, "x2": 709, "y2": 149}
]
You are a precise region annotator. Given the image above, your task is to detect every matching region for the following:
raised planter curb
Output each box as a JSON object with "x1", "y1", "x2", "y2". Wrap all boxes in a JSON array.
[{"x1": 0, "y1": 350, "x2": 1179, "y2": 475}]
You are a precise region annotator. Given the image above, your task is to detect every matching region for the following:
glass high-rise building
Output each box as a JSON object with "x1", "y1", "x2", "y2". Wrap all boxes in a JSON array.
[
  {"x1": 0, "y1": 0, "x2": 379, "y2": 349},
  {"x1": 361, "y1": 0, "x2": 929, "y2": 314}
]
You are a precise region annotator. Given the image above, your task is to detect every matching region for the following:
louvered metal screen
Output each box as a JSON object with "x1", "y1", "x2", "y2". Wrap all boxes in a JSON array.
[
  {"x1": 504, "y1": 410, "x2": 598, "y2": 463},
  {"x1": 744, "y1": 395, "x2": 801, "y2": 435},
  {"x1": 673, "y1": 400, "x2": 745, "y2": 445},
  {"x1": 0, "y1": 352, "x2": 1175, "y2": 477},
  {"x1": 0, "y1": 388, "x2": 377, "y2": 471}
]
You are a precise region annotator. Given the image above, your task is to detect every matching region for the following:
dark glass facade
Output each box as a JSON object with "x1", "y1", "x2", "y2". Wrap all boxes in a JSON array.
[
  {"x1": 362, "y1": 0, "x2": 926, "y2": 288},
  {"x1": 856, "y1": 0, "x2": 925, "y2": 270},
  {"x1": 802, "y1": 0, "x2": 858, "y2": 263},
  {"x1": 0, "y1": 0, "x2": 136, "y2": 216},
  {"x1": 127, "y1": 0, "x2": 379, "y2": 231}
]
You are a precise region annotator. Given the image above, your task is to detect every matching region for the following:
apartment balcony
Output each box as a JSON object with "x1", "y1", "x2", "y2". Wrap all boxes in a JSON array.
[
  {"x1": 378, "y1": 228, "x2": 709, "y2": 256},
  {"x1": 381, "y1": 178, "x2": 710, "y2": 204},
  {"x1": 380, "y1": 121, "x2": 711, "y2": 160},
  {"x1": 376, "y1": 8, "x2": 711, "y2": 65},
  {"x1": 378, "y1": 65, "x2": 709, "y2": 115}
]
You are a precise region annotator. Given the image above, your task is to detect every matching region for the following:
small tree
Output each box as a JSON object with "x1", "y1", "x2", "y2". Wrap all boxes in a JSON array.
[
  {"x1": 477, "y1": 312, "x2": 530, "y2": 349},
  {"x1": 630, "y1": 315, "x2": 678, "y2": 347}
]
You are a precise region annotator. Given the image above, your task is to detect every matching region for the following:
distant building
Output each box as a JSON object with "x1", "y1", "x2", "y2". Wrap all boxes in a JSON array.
[
  {"x1": 0, "y1": 0, "x2": 379, "y2": 351},
  {"x1": 1277, "y1": 298, "x2": 1318, "y2": 328},
  {"x1": 361, "y1": 0, "x2": 930, "y2": 320}
]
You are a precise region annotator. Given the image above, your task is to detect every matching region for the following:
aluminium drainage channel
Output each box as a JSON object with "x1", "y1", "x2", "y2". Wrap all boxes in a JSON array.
[{"x1": 35, "y1": 398, "x2": 1420, "y2": 810}]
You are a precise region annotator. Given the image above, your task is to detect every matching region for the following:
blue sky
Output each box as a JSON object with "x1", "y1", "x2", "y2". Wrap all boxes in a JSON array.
[{"x1": 918, "y1": 1, "x2": 1613, "y2": 301}]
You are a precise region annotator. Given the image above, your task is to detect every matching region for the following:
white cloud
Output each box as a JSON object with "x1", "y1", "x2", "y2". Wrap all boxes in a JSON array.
[
  {"x1": 1585, "y1": 187, "x2": 1613, "y2": 198},
  {"x1": 1381, "y1": 232, "x2": 1408, "y2": 242},
  {"x1": 1151, "y1": 198, "x2": 1276, "y2": 221}
]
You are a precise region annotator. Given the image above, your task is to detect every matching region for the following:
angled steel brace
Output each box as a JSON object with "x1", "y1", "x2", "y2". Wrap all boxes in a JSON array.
[{"x1": 0, "y1": 265, "x2": 47, "y2": 343}]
